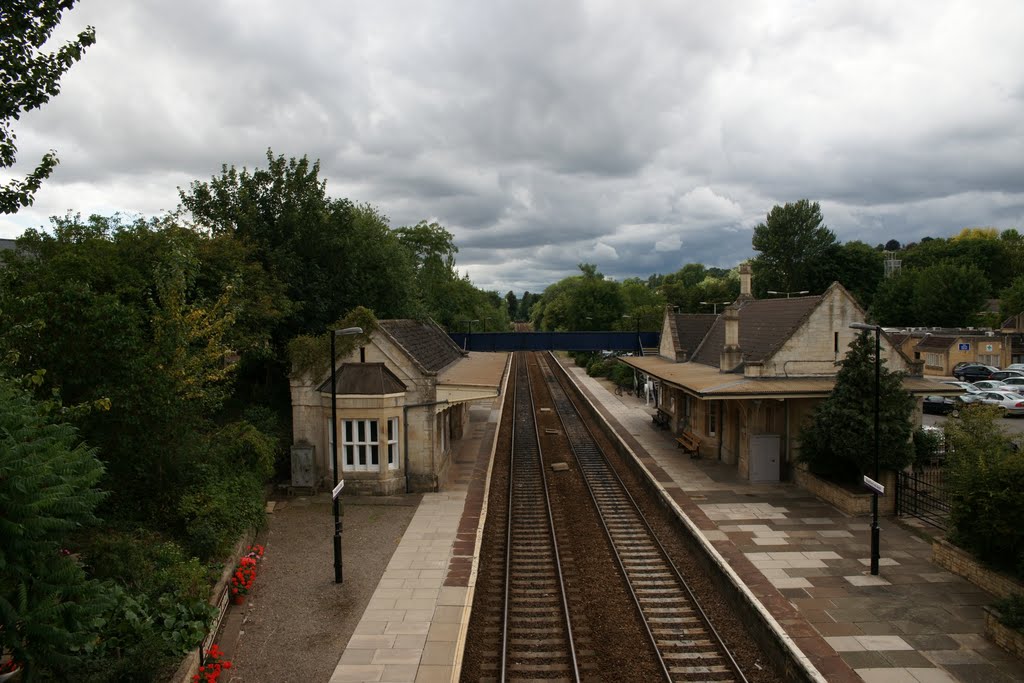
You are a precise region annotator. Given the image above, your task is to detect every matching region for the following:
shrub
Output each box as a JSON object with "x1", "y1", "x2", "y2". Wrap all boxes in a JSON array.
[
  {"x1": 178, "y1": 473, "x2": 266, "y2": 560},
  {"x1": 944, "y1": 404, "x2": 1024, "y2": 578},
  {"x1": 993, "y1": 593, "x2": 1024, "y2": 631},
  {"x1": 83, "y1": 530, "x2": 211, "y2": 602},
  {"x1": 608, "y1": 363, "x2": 636, "y2": 389},
  {"x1": 912, "y1": 427, "x2": 943, "y2": 469}
]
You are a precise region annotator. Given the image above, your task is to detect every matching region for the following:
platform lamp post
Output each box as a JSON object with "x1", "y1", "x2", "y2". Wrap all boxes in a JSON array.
[
  {"x1": 330, "y1": 326, "x2": 363, "y2": 584},
  {"x1": 767, "y1": 289, "x2": 810, "y2": 298},
  {"x1": 849, "y1": 321, "x2": 881, "y2": 576}
]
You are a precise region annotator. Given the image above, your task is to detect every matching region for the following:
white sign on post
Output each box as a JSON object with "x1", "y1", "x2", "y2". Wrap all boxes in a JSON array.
[
  {"x1": 863, "y1": 475, "x2": 885, "y2": 496},
  {"x1": 332, "y1": 480, "x2": 345, "y2": 500}
]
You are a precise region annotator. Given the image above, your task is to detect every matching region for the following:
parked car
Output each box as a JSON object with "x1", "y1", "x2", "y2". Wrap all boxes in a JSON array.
[
  {"x1": 972, "y1": 380, "x2": 1007, "y2": 391},
  {"x1": 922, "y1": 395, "x2": 958, "y2": 415},
  {"x1": 1006, "y1": 363, "x2": 1024, "y2": 371},
  {"x1": 1000, "y1": 377, "x2": 1024, "y2": 390},
  {"x1": 975, "y1": 391, "x2": 1024, "y2": 416},
  {"x1": 941, "y1": 380, "x2": 982, "y2": 394},
  {"x1": 954, "y1": 364, "x2": 998, "y2": 382},
  {"x1": 991, "y1": 370, "x2": 1024, "y2": 382},
  {"x1": 952, "y1": 361, "x2": 974, "y2": 375},
  {"x1": 957, "y1": 392, "x2": 985, "y2": 405}
]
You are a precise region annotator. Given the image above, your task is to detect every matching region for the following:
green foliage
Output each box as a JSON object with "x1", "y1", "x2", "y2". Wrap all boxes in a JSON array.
[
  {"x1": 287, "y1": 306, "x2": 378, "y2": 380},
  {"x1": 993, "y1": 593, "x2": 1024, "y2": 631},
  {"x1": 944, "y1": 405, "x2": 1024, "y2": 578},
  {"x1": 912, "y1": 427, "x2": 943, "y2": 469},
  {"x1": 1, "y1": 0, "x2": 95, "y2": 213},
  {"x1": 798, "y1": 332, "x2": 915, "y2": 483},
  {"x1": 1000, "y1": 276, "x2": 1024, "y2": 319},
  {"x1": 82, "y1": 531, "x2": 211, "y2": 603},
  {"x1": 0, "y1": 375, "x2": 108, "y2": 677},
  {"x1": 751, "y1": 200, "x2": 837, "y2": 295},
  {"x1": 871, "y1": 262, "x2": 990, "y2": 327},
  {"x1": 608, "y1": 362, "x2": 636, "y2": 389}
]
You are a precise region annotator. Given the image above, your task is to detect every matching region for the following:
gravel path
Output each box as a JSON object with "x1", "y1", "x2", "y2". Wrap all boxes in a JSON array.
[{"x1": 220, "y1": 492, "x2": 420, "y2": 682}]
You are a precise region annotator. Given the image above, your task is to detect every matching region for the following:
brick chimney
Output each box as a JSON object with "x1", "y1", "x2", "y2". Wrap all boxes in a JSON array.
[
  {"x1": 738, "y1": 262, "x2": 753, "y2": 301},
  {"x1": 720, "y1": 304, "x2": 743, "y2": 370}
]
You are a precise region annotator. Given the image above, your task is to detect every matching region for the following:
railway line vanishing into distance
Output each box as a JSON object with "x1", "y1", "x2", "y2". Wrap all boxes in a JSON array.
[{"x1": 460, "y1": 351, "x2": 780, "y2": 683}]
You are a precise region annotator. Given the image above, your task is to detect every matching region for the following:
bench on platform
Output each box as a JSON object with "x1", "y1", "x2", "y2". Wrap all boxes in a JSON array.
[
  {"x1": 675, "y1": 431, "x2": 701, "y2": 458},
  {"x1": 652, "y1": 409, "x2": 670, "y2": 430}
]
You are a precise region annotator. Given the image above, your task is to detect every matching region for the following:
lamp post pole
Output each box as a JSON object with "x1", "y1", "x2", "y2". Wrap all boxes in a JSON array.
[
  {"x1": 850, "y1": 322, "x2": 881, "y2": 576},
  {"x1": 330, "y1": 326, "x2": 363, "y2": 584}
]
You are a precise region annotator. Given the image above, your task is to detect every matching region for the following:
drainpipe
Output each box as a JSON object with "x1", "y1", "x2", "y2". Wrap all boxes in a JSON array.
[{"x1": 403, "y1": 399, "x2": 450, "y2": 494}]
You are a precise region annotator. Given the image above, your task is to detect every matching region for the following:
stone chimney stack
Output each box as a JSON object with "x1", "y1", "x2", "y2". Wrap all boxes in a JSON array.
[
  {"x1": 738, "y1": 262, "x2": 753, "y2": 301},
  {"x1": 720, "y1": 304, "x2": 743, "y2": 370}
]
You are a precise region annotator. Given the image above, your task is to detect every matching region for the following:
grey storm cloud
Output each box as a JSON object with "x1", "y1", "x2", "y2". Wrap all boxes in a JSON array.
[{"x1": 2, "y1": 0, "x2": 1024, "y2": 295}]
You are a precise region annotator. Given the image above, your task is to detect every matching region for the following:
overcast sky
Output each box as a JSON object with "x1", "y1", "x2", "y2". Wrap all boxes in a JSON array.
[{"x1": 3, "y1": 1, "x2": 1023, "y2": 294}]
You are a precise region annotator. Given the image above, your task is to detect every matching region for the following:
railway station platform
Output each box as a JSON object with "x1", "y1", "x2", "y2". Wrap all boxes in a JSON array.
[{"x1": 329, "y1": 354, "x2": 1024, "y2": 683}]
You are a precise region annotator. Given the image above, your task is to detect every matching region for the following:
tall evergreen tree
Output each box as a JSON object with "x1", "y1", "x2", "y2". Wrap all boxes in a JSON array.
[{"x1": 799, "y1": 332, "x2": 915, "y2": 483}]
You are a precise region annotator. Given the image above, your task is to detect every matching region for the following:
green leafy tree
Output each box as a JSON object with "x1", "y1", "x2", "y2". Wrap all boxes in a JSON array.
[
  {"x1": 1, "y1": 0, "x2": 95, "y2": 213},
  {"x1": 870, "y1": 269, "x2": 918, "y2": 326},
  {"x1": 751, "y1": 200, "x2": 837, "y2": 295},
  {"x1": 798, "y1": 331, "x2": 915, "y2": 483},
  {"x1": 0, "y1": 375, "x2": 107, "y2": 678},
  {"x1": 911, "y1": 262, "x2": 989, "y2": 327},
  {"x1": 827, "y1": 241, "x2": 885, "y2": 306},
  {"x1": 1000, "y1": 276, "x2": 1024, "y2": 320}
]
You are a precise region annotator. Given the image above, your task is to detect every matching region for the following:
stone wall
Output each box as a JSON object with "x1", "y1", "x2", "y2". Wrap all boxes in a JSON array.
[
  {"x1": 932, "y1": 539, "x2": 1024, "y2": 599},
  {"x1": 792, "y1": 466, "x2": 896, "y2": 516},
  {"x1": 985, "y1": 607, "x2": 1024, "y2": 661}
]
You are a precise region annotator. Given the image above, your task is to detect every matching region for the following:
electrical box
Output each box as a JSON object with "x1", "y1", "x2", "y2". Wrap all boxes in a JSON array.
[{"x1": 290, "y1": 442, "x2": 316, "y2": 488}]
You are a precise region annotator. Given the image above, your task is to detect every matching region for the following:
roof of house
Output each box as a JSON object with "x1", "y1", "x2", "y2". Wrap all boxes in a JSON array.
[
  {"x1": 317, "y1": 362, "x2": 407, "y2": 395},
  {"x1": 377, "y1": 319, "x2": 465, "y2": 374},
  {"x1": 669, "y1": 312, "x2": 718, "y2": 356},
  {"x1": 914, "y1": 335, "x2": 956, "y2": 351},
  {"x1": 689, "y1": 295, "x2": 823, "y2": 369}
]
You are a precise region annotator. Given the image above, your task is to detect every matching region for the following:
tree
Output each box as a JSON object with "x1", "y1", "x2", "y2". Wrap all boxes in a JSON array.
[
  {"x1": 829, "y1": 241, "x2": 884, "y2": 306},
  {"x1": 0, "y1": 374, "x2": 107, "y2": 677},
  {"x1": 884, "y1": 239, "x2": 901, "y2": 251},
  {"x1": 2, "y1": 1, "x2": 95, "y2": 213},
  {"x1": 911, "y1": 262, "x2": 989, "y2": 327},
  {"x1": 798, "y1": 331, "x2": 915, "y2": 483},
  {"x1": 1003, "y1": 276, "x2": 1024, "y2": 321},
  {"x1": 870, "y1": 269, "x2": 917, "y2": 326},
  {"x1": 504, "y1": 291, "x2": 518, "y2": 321},
  {"x1": 750, "y1": 200, "x2": 837, "y2": 295}
]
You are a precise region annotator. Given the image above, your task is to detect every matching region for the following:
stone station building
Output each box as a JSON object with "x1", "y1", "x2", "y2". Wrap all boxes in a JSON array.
[
  {"x1": 290, "y1": 319, "x2": 509, "y2": 495},
  {"x1": 620, "y1": 264, "x2": 953, "y2": 484}
]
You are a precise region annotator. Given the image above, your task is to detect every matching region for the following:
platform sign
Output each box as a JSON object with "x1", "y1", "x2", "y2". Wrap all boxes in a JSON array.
[
  {"x1": 958, "y1": 343, "x2": 970, "y2": 351},
  {"x1": 332, "y1": 480, "x2": 345, "y2": 500},
  {"x1": 863, "y1": 475, "x2": 885, "y2": 496}
]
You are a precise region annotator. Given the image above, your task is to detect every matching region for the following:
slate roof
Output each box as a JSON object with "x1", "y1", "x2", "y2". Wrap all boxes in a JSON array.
[
  {"x1": 690, "y1": 295, "x2": 823, "y2": 370},
  {"x1": 377, "y1": 319, "x2": 464, "y2": 374},
  {"x1": 317, "y1": 362, "x2": 407, "y2": 394},
  {"x1": 914, "y1": 335, "x2": 956, "y2": 352},
  {"x1": 670, "y1": 312, "x2": 718, "y2": 357}
]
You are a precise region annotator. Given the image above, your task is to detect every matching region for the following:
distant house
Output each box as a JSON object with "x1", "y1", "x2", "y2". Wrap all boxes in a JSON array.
[
  {"x1": 290, "y1": 319, "x2": 508, "y2": 494},
  {"x1": 620, "y1": 264, "x2": 948, "y2": 483},
  {"x1": 891, "y1": 330, "x2": 1008, "y2": 376}
]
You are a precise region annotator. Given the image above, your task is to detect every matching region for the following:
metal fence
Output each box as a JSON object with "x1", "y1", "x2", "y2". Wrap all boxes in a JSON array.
[{"x1": 895, "y1": 467, "x2": 950, "y2": 531}]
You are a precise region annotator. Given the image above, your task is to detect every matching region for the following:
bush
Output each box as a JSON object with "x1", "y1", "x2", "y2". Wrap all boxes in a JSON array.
[
  {"x1": 83, "y1": 530, "x2": 211, "y2": 602},
  {"x1": 912, "y1": 427, "x2": 943, "y2": 469},
  {"x1": 178, "y1": 473, "x2": 266, "y2": 560},
  {"x1": 993, "y1": 593, "x2": 1024, "y2": 631},
  {"x1": 608, "y1": 363, "x2": 635, "y2": 389},
  {"x1": 945, "y1": 405, "x2": 1024, "y2": 578}
]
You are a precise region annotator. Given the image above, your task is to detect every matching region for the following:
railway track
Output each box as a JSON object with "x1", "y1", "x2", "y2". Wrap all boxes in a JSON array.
[
  {"x1": 500, "y1": 353, "x2": 579, "y2": 681},
  {"x1": 538, "y1": 352, "x2": 747, "y2": 683}
]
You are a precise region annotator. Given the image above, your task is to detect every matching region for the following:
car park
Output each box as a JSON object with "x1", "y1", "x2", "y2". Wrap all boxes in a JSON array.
[
  {"x1": 972, "y1": 380, "x2": 1007, "y2": 391},
  {"x1": 975, "y1": 391, "x2": 1024, "y2": 416},
  {"x1": 922, "y1": 395, "x2": 958, "y2": 415},
  {"x1": 941, "y1": 380, "x2": 981, "y2": 393},
  {"x1": 991, "y1": 370, "x2": 1024, "y2": 382},
  {"x1": 954, "y1": 364, "x2": 998, "y2": 382}
]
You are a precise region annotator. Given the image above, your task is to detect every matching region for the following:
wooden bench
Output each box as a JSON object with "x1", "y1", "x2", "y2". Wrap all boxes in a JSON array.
[
  {"x1": 652, "y1": 409, "x2": 670, "y2": 430},
  {"x1": 675, "y1": 431, "x2": 701, "y2": 458}
]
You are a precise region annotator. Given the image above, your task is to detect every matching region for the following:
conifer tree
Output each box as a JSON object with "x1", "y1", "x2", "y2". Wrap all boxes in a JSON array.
[
  {"x1": 0, "y1": 375, "x2": 107, "y2": 678},
  {"x1": 798, "y1": 331, "x2": 915, "y2": 483}
]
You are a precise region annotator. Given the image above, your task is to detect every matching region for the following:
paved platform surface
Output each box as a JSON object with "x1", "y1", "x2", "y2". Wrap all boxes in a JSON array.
[{"x1": 328, "y1": 358, "x2": 1024, "y2": 683}]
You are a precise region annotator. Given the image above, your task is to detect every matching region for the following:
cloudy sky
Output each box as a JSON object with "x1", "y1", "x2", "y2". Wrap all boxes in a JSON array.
[{"x1": 3, "y1": 1, "x2": 1024, "y2": 294}]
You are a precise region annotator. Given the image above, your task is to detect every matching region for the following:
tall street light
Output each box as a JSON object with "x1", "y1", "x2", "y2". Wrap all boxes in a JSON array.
[
  {"x1": 767, "y1": 290, "x2": 810, "y2": 298},
  {"x1": 849, "y1": 321, "x2": 881, "y2": 576},
  {"x1": 330, "y1": 326, "x2": 363, "y2": 584},
  {"x1": 700, "y1": 300, "x2": 732, "y2": 314}
]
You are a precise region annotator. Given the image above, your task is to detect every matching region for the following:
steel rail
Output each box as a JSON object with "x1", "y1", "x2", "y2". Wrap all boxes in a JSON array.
[
  {"x1": 500, "y1": 352, "x2": 580, "y2": 682},
  {"x1": 539, "y1": 352, "x2": 748, "y2": 683}
]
